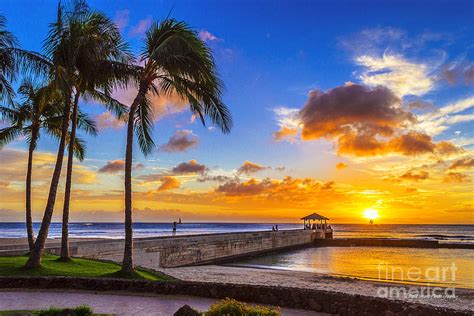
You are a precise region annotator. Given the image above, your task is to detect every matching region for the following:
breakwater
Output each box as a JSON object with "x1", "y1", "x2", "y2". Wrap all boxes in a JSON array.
[{"x1": 52, "y1": 229, "x2": 319, "y2": 268}]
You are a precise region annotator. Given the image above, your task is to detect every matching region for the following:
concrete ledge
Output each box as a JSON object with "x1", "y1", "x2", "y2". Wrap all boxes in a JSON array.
[{"x1": 0, "y1": 276, "x2": 468, "y2": 315}]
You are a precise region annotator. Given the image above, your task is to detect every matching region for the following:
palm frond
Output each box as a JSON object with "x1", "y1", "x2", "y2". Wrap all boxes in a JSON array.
[
  {"x1": 134, "y1": 95, "x2": 155, "y2": 156},
  {"x1": 77, "y1": 109, "x2": 98, "y2": 136},
  {"x1": 0, "y1": 124, "x2": 24, "y2": 148}
]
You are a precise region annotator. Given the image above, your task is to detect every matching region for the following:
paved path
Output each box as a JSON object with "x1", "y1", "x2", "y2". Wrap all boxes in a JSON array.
[{"x1": 0, "y1": 290, "x2": 320, "y2": 316}]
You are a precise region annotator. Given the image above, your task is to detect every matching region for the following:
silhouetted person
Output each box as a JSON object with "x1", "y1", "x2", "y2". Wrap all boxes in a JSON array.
[{"x1": 172, "y1": 221, "x2": 177, "y2": 235}]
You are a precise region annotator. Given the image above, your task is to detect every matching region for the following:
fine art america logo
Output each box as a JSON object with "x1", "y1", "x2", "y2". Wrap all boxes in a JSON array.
[{"x1": 376, "y1": 262, "x2": 457, "y2": 299}]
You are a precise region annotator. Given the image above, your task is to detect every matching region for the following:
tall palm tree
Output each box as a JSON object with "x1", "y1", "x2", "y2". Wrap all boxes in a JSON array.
[
  {"x1": 25, "y1": 0, "x2": 131, "y2": 267},
  {"x1": 58, "y1": 3, "x2": 131, "y2": 261},
  {"x1": 0, "y1": 79, "x2": 96, "y2": 251},
  {"x1": 120, "y1": 20, "x2": 232, "y2": 273}
]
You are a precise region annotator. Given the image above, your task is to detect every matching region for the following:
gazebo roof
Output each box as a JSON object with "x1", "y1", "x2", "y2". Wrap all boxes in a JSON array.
[{"x1": 301, "y1": 212, "x2": 329, "y2": 221}]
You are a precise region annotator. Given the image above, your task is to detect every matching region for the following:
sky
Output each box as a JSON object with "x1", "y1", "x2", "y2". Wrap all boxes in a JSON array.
[{"x1": 0, "y1": 0, "x2": 473, "y2": 224}]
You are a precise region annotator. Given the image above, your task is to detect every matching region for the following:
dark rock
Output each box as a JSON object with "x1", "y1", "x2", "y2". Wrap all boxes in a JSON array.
[{"x1": 174, "y1": 304, "x2": 199, "y2": 316}]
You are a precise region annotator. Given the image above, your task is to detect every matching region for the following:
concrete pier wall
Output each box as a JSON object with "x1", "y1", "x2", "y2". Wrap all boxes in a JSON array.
[{"x1": 51, "y1": 230, "x2": 317, "y2": 268}]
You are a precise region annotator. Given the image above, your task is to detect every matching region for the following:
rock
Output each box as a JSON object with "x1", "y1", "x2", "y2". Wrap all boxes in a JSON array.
[{"x1": 174, "y1": 304, "x2": 199, "y2": 316}]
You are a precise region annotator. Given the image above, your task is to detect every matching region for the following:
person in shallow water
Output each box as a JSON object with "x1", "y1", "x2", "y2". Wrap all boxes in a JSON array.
[{"x1": 172, "y1": 221, "x2": 177, "y2": 235}]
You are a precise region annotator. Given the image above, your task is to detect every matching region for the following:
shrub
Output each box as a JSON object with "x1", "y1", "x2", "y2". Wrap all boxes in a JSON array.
[
  {"x1": 37, "y1": 305, "x2": 93, "y2": 316},
  {"x1": 206, "y1": 298, "x2": 281, "y2": 316}
]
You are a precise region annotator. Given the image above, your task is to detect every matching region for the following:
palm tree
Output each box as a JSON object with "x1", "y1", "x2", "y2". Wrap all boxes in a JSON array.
[
  {"x1": 25, "y1": 0, "x2": 131, "y2": 267},
  {"x1": 0, "y1": 14, "x2": 49, "y2": 104},
  {"x1": 0, "y1": 14, "x2": 17, "y2": 104},
  {"x1": 120, "y1": 20, "x2": 232, "y2": 273},
  {"x1": 58, "y1": 3, "x2": 131, "y2": 261},
  {"x1": 0, "y1": 79, "x2": 96, "y2": 251}
]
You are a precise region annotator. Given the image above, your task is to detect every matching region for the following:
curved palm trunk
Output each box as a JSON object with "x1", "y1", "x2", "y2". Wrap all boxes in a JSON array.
[
  {"x1": 25, "y1": 93, "x2": 72, "y2": 268},
  {"x1": 121, "y1": 85, "x2": 146, "y2": 274},
  {"x1": 60, "y1": 92, "x2": 80, "y2": 261},
  {"x1": 25, "y1": 128, "x2": 38, "y2": 252}
]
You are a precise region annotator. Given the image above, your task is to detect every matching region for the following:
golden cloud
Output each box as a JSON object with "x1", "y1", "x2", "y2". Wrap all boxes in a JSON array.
[
  {"x1": 336, "y1": 162, "x2": 348, "y2": 170},
  {"x1": 157, "y1": 176, "x2": 181, "y2": 192},
  {"x1": 443, "y1": 172, "x2": 470, "y2": 183},
  {"x1": 449, "y1": 157, "x2": 474, "y2": 170},
  {"x1": 237, "y1": 161, "x2": 269, "y2": 175}
]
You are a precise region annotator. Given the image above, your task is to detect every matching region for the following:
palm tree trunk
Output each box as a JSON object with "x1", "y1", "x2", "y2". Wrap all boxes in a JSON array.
[
  {"x1": 25, "y1": 92, "x2": 72, "y2": 268},
  {"x1": 25, "y1": 128, "x2": 38, "y2": 252},
  {"x1": 121, "y1": 101, "x2": 137, "y2": 274},
  {"x1": 121, "y1": 85, "x2": 147, "y2": 274},
  {"x1": 60, "y1": 92, "x2": 80, "y2": 261}
]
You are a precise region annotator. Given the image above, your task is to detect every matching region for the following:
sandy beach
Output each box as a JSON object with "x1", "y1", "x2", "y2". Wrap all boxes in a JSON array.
[{"x1": 159, "y1": 264, "x2": 474, "y2": 312}]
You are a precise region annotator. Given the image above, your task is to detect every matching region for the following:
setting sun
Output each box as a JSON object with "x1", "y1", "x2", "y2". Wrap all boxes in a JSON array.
[{"x1": 363, "y1": 208, "x2": 379, "y2": 220}]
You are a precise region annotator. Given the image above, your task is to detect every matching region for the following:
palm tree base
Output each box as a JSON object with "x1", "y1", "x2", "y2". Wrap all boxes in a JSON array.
[{"x1": 57, "y1": 257, "x2": 72, "y2": 262}]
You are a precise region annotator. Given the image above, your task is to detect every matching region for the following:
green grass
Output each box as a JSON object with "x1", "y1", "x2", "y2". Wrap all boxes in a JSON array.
[
  {"x1": 0, "y1": 305, "x2": 108, "y2": 315},
  {"x1": 0, "y1": 254, "x2": 172, "y2": 281},
  {"x1": 206, "y1": 298, "x2": 281, "y2": 316}
]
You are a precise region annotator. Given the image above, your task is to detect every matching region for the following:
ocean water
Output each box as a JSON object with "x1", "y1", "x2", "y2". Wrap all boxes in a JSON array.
[
  {"x1": 232, "y1": 246, "x2": 474, "y2": 289},
  {"x1": 0, "y1": 222, "x2": 472, "y2": 244}
]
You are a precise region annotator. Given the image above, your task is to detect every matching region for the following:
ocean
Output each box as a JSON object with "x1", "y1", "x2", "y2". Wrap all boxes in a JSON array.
[{"x1": 0, "y1": 222, "x2": 473, "y2": 244}]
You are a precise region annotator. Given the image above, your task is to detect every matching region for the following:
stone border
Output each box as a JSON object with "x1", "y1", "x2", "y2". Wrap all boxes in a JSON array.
[{"x1": 0, "y1": 277, "x2": 469, "y2": 315}]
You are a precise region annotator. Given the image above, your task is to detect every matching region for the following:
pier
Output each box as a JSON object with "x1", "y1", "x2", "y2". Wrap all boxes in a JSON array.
[{"x1": 50, "y1": 229, "x2": 323, "y2": 268}]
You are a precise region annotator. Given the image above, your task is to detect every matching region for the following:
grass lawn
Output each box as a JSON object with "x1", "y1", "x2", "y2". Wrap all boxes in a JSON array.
[
  {"x1": 0, "y1": 254, "x2": 172, "y2": 281},
  {"x1": 0, "y1": 305, "x2": 107, "y2": 315}
]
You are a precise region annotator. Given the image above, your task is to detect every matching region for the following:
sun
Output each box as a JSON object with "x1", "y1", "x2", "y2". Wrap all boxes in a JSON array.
[{"x1": 363, "y1": 208, "x2": 379, "y2": 220}]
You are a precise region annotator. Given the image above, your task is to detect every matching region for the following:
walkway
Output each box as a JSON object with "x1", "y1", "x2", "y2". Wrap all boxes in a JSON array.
[{"x1": 0, "y1": 290, "x2": 320, "y2": 316}]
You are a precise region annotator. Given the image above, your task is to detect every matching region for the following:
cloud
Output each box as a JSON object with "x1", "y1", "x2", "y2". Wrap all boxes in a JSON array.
[
  {"x1": 129, "y1": 16, "x2": 152, "y2": 37},
  {"x1": 273, "y1": 126, "x2": 298, "y2": 142},
  {"x1": 171, "y1": 160, "x2": 207, "y2": 175},
  {"x1": 98, "y1": 160, "x2": 124, "y2": 173},
  {"x1": 160, "y1": 130, "x2": 199, "y2": 152},
  {"x1": 112, "y1": 84, "x2": 189, "y2": 120},
  {"x1": 336, "y1": 162, "x2": 348, "y2": 170},
  {"x1": 449, "y1": 157, "x2": 474, "y2": 170},
  {"x1": 416, "y1": 96, "x2": 474, "y2": 136},
  {"x1": 114, "y1": 10, "x2": 129, "y2": 31},
  {"x1": 237, "y1": 161, "x2": 269, "y2": 175},
  {"x1": 400, "y1": 170, "x2": 429, "y2": 181},
  {"x1": 356, "y1": 53, "x2": 435, "y2": 96},
  {"x1": 287, "y1": 84, "x2": 463, "y2": 157},
  {"x1": 443, "y1": 172, "x2": 470, "y2": 183},
  {"x1": 197, "y1": 175, "x2": 236, "y2": 183},
  {"x1": 199, "y1": 30, "x2": 220, "y2": 42},
  {"x1": 95, "y1": 112, "x2": 125, "y2": 130},
  {"x1": 300, "y1": 84, "x2": 410, "y2": 140},
  {"x1": 216, "y1": 176, "x2": 336, "y2": 198},
  {"x1": 157, "y1": 176, "x2": 180, "y2": 192},
  {"x1": 441, "y1": 60, "x2": 474, "y2": 85}
]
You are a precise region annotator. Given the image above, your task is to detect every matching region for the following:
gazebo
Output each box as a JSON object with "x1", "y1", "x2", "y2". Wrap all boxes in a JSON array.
[{"x1": 301, "y1": 212, "x2": 329, "y2": 230}]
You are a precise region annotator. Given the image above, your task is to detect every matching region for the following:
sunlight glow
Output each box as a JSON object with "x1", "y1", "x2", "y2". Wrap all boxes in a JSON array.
[{"x1": 363, "y1": 208, "x2": 379, "y2": 220}]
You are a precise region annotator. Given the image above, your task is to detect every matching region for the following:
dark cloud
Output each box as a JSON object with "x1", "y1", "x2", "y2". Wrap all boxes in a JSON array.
[
  {"x1": 161, "y1": 130, "x2": 199, "y2": 153},
  {"x1": 293, "y1": 84, "x2": 465, "y2": 157},
  {"x1": 336, "y1": 162, "x2": 348, "y2": 170},
  {"x1": 300, "y1": 84, "x2": 411, "y2": 140},
  {"x1": 98, "y1": 160, "x2": 144, "y2": 174},
  {"x1": 197, "y1": 175, "x2": 236, "y2": 183},
  {"x1": 98, "y1": 160, "x2": 125, "y2": 173},
  {"x1": 449, "y1": 157, "x2": 474, "y2": 170},
  {"x1": 237, "y1": 161, "x2": 269, "y2": 175},
  {"x1": 171, "y1": 160, "x2": 207, "y2": 175}
]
